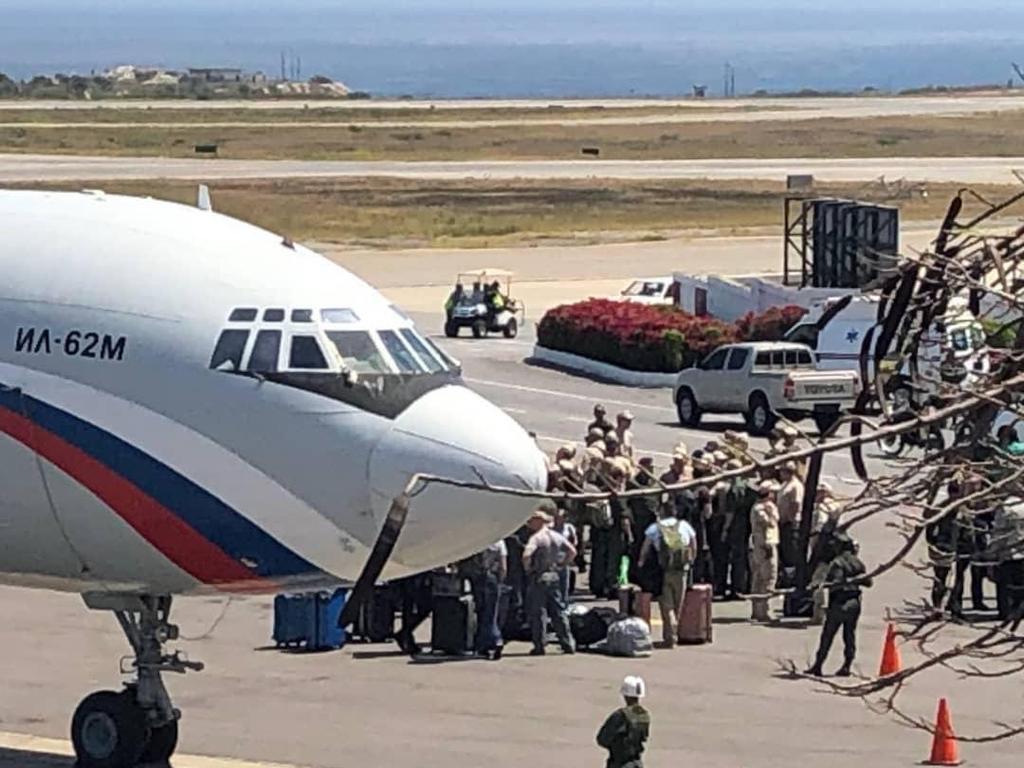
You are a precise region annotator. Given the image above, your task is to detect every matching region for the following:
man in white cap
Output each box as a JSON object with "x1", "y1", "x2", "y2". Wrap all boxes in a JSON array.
[
  {"x1": 596, "y1": 675, "x2": 651, "y2": 768},
  {"x1": 522, "y1": 502, "x2": 577, "y2": 655}
]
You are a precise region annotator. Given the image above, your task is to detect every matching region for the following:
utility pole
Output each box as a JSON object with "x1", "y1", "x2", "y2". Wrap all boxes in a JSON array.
[
  {"x1": 280, "y1": 51, "x2": 286, "y2": 82},
  {"x1": 297, "y1": 55, "x2": 302, "y2": 81}
]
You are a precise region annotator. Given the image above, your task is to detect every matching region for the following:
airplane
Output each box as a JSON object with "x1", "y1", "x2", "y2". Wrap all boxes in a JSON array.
[{"x1": 0, "y1": 188, "x2": 547, "y2": 768}]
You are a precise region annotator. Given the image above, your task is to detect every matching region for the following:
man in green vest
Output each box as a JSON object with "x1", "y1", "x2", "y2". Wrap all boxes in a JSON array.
[{"x1": 596, "y1": 676, "x2": 651, "y2": 768}]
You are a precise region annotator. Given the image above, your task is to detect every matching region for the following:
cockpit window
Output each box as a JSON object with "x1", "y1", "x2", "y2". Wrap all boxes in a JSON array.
[
  {"x1": 229, "y1": 308, "x2": 258, "y2": 322},
  {"x1": 289, "y1": 335, "x2": 328, "y2": 370},
  {"x1": 390, "y1": 304, "x2": 412, "y2": 322},
  {"x1": 425, "y1": 336, "x2": 460, "y2": 370},
  {"x1": 248, "y1": 330, "x2": 281, "y2": 373},
  {"x1": 322, "y1": 308, "x2": 360, "y2": 324},
  {"x1": 263, "y1": 308, "x2": 285, "y2": 322},
  {"x1": 291, "y1": 309, "x2": 314, "y2": 323},
  {"x1": 210, "y1": 329, "x2": 250, "y2": 371},
  {"x1": 326, "y1": 330, "x2": 390, "y2": 374},
  {"x1": 400, "y1": 328, "x2": 445, "y2": 372},
  {"x1": 379, "y1": 330, "x2": 426, "y2": 373}
]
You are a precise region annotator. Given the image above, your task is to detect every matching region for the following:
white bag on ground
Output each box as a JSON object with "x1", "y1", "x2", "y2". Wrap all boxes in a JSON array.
[{"x1": 605, "y1": 617, "x2": 653, "y2": 657}]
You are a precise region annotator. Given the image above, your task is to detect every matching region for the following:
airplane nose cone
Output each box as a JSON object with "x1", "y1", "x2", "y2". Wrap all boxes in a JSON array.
[{"x1": 368, "y1": 384, "x2": 547, "y2": 576}]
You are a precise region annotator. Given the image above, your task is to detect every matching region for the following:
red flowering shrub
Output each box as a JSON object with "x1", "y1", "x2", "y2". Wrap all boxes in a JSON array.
[
  {"x1": 537, "y1": 300, "x2": 807, "y2": 373},
  {"x1": 537, "y1": 299, "x2": 737, "y2": 373},
  {"x1": 736, "y1": 305, "x2": 808, "y2": 342}
]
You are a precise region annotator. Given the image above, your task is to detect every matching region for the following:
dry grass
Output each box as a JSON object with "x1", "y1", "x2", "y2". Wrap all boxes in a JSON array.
[
  {"x1": 0, "y1": 104, "x2": 764, "y2": 125},
  {"x1": 14, "y1": 177, "x2": 1016, "y2": 248},
  {"x1": 2, "y1": 111, "x2": 1023, "y2": 160}
]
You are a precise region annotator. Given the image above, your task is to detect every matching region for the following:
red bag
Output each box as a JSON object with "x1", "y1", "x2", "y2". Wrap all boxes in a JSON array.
[{"x1": 677, "y1": 584, "x2": 713, "y2": 645}]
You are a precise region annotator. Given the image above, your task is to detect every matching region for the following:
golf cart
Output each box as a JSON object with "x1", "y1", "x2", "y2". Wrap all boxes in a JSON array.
[{"x1": 444, "y1": 268, "x2": 524, "y2": 339}]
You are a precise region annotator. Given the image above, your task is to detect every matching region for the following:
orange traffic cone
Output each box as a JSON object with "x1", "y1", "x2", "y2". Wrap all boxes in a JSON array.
[
  {"x1": 926, "y1": 698, "x2": 961, "y2": 766},
  {"x1": 879, "y1": 623, "x2": 903, "y2": 676}
]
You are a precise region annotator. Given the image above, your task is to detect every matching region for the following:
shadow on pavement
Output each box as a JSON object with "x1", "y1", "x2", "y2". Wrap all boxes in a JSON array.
[
  {"x1": 0, "y1": 747, "x2": 72, "y2": 767},
  {"x1": 654, "y1": 419, "x2": 742, "y2": 435}
]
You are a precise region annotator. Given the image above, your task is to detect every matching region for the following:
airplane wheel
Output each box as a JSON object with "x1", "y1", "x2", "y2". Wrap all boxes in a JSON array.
[
  {"x1": 71, "y1": 690, "x2": 148, "y2": 768},
  {"x1": 141, "y1": 718, "x2": 179, "y2": 764}
]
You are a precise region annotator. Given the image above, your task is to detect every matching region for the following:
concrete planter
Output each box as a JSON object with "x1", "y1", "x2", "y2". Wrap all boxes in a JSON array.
[{"x1": 531, "y1": 345, "x2": 678, "y2": 389}]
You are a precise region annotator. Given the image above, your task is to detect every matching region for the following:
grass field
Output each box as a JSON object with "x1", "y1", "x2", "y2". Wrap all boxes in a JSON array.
[
  {"x1": 2, "y1": 111, "x2": 1023, "y2": 161},
  {"x1": 14, "y1": 177, "x2": 1014, "y2": 248},
  {"x1": 0, "y1": 104, "x2": 765, "y2": 125}
]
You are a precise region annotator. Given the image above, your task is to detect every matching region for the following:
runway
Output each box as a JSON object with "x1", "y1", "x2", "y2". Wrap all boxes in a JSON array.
[
  {"x1": 6, "y1": 94, "x2": 1024, "y2": 122},
  {"x1": 4, "y1": 153, "x2": 1024, "y2": 184}
]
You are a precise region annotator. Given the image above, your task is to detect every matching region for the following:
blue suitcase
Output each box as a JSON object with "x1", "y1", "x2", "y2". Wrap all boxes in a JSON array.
[{"x1": 273, "y1": 590, "x2": 347, "y2": 651}]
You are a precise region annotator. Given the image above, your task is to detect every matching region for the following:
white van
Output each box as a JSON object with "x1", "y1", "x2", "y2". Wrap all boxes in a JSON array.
[{"x1": 785, "y1": 294, "x2": 990, "y2": 393}]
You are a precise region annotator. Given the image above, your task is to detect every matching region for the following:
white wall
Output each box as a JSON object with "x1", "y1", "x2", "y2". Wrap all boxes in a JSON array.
[{"x1": 672, "y1": 272, "x2": 857, "y2": 321}]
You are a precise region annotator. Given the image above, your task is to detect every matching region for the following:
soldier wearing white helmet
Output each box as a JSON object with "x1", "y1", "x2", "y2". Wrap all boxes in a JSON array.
[{"x1": 596, "y1": 676, "x2": 651, "y2": 768}]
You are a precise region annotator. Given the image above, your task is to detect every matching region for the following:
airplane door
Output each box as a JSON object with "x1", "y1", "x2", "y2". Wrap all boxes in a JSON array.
[{"x1": 0, "y1": 383, "x2": 87, "y2": 583}]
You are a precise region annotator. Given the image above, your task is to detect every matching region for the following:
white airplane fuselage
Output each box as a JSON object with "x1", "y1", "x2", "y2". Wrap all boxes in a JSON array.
[{"x1": 0, "y1": 190, "x2": 547, "y2": 597}]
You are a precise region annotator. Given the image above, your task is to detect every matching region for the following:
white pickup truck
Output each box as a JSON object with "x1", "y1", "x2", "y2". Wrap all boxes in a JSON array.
[{"x1": 673, "y1": 342, "x2": 860, "y2": 435}]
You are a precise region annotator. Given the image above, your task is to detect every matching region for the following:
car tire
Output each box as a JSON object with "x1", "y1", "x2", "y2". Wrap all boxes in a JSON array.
[
  {"x1": 471, "y1": 320, "x2": 487, "y2": 339},
  {"x1": 676, "y1": 388, "x2": 701, "y2": 427},
  {"x1": 878, "y1": 433, "x2": 905, "y2": 458},
  {"x1": 746, "y1": 393, "x2": 776, "y2": 436},
  {"x1": 444, "y1": 321, "x2": 458, "y2": 338},
  {"x1": 503, "y1": 319, "x2": 518, "y2": 339}
]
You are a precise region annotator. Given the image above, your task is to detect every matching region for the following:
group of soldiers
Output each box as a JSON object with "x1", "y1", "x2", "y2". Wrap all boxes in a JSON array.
[
  {"x1": 544, "y1": 405, "x2": 844, "y2": 610},
  {"x1": 539, "y1": 403, "x2": 871, "y2": 675}
]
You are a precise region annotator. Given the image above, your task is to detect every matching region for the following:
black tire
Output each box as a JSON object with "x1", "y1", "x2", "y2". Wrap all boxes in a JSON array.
[
  {"x1": 813, "y1": 411, "x2": 840, "y2": 436},
  {"x1": 71, "y1": 690, "x2": 148, "y2": 768},
  {"x1": 746, "y1": 393, "x2": 776, "y2": 436},
  {"x1": 503, "y1": 318, "x2": 518, "y2": 339},
  {"x1": 141, "y1": 718, "x2": 179, "y2": 765},
  {"x1": 444, "y1": 321, "x2": 458, "y2": 338},
  {"x1": 878, "y1": 433, "x2": 905, "y2": 458},
  {"x1": 676, "y1": 388, "x2": 701, "y2": 427},
  {"x1": 471, "y1": 319, "x2": 487, "y2": 339},
  {"x1": 926, "y1": 428, "x2": 946, "y2": 453}
]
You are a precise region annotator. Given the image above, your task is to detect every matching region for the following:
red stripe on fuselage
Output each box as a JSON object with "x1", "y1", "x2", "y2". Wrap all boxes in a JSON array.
[{"x1": 0, "y1": 404, "x2": 272, "y2": 593}]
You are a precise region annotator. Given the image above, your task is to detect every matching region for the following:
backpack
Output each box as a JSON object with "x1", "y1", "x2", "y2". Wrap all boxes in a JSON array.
[{"x1": 658, "y1": 521, "x2": 691, "y2": 573}]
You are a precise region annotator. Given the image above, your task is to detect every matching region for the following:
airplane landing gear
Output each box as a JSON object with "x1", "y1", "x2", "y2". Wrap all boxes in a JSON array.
[{"x1": 73, "y1": 595, "x2": 202, "y2": 768}]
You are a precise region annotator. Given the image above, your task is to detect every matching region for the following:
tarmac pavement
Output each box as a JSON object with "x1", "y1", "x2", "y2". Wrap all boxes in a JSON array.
[
  {"x1": 5, "y1": 154, "x2": 1024, "y2": 184},
  {"x1": 1, "y1": 307, "x2": 1021, "y2": 768}
]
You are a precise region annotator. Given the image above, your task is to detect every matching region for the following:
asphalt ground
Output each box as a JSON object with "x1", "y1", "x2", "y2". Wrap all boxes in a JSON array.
[
  {"x1": 1, "y1": 305, "x2": 1021, "y2": 768},
  {"x1": 7, "y1": 94, "x2": 1024, "y2": 120},
  {"x1": 5, "y1": 154, "x2": 1024, "y2": 184}
]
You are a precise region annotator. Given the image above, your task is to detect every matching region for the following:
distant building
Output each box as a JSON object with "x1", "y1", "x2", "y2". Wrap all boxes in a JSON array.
[
  {"x1": 188, "y1": 67, "x2": 243, "y2": 83},
  {"x1": 187, "y1": 68, "x2": 267, "y2": 85}
]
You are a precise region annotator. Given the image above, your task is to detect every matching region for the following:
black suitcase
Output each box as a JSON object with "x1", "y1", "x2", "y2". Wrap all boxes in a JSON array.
[
  {"x1": 351, "y1": 586, "x2": 396, "y2": 643},
  {"x1": 570, "y1": 606, "x2": 618, "y2": 648},
  {"x1": 431, "y1": 594, "x2": 477, "y2": 655}
]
